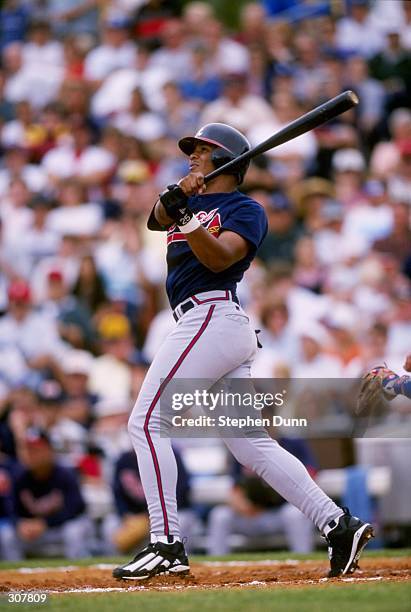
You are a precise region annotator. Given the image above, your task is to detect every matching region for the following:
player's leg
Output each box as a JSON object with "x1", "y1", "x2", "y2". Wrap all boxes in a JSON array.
[
  {"x1": 115, "y1": 302, "x2": 257, "y2": 579},
  {"x1": 222, "y1": 362, "x2": 374, "y2": 575}
]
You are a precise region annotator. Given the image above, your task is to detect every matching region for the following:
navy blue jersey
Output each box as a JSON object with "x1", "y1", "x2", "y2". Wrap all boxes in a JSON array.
[
  {"x1": 14, "y1": 464, "x2": 86, "y2": 527},
  {"x1": 165, "y1": 191, "x2": 268, "y2": 309}
]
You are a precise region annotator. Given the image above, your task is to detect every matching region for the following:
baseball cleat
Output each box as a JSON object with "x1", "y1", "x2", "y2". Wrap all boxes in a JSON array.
[
  {"x1": 113, "y1": 540, "x2": 190, "y2": 580},
  {"x1": 324, "y1": 508, "x2": 374, "y2": 577}
]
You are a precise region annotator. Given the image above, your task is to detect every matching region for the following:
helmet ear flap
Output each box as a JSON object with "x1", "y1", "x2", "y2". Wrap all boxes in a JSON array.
[
  {"x1": 211, "y1": 148, "x2": 234, "y2": 168},
  {"x1": 211, "y1": 148, "x2": 244, "y2": 185}
]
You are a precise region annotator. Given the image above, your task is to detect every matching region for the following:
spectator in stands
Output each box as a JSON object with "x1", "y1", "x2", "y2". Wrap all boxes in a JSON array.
[
  {"x1": 0, "y1": 280, "x2": 67, "y2": 382},
  {"x1": 12, "y1": 427, "x2": 90, "y2": 558},
  {"x1": 83, "y1": 16, "x2": 135, "y2": 85},
  {"x1": 104, "y1": 446, "x2": 194, "y2": 553},
  {"x1": 207, "y1": 439, "x2": 315, "y2": 555}
]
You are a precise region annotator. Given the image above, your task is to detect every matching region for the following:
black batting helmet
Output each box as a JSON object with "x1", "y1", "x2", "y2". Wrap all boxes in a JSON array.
[{"x1": 178, "y1": 123, "x2": 251, "y2": 184}]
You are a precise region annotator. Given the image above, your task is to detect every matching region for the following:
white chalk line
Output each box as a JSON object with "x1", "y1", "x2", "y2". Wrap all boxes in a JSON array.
[
  {"x1": 22, "y1": 575, "x2": 400, "y2": 595},
  {"x1": 12, "y1": 559, "x2": 311, "y2": 574}
]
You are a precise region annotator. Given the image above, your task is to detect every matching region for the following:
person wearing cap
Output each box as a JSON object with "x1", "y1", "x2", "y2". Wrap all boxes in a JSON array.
[
  {"x1": 0, "y1": 279, "x2": 67, "y2": 379},
  {"x1": 88, "y1": 313, "x2": 133, "y2": 402},
  {"x1": 256, "y1": 190, "x2": 303, "y2": 266},
  {"x1": 12, "y1": 427, "x2": 90, "y2": 559},
  {"x1": 332, "y1": 147, "x2": 367, "y2": 207},
  {"x1": 293, "y1": 324, "x2": 343, "y2": 378},
  {"x1": 41, "y1": 268, "x2": 95, "y2": 350},
  {"x1": 60, "y1": 350, "x2": 96, "y2": 429}
]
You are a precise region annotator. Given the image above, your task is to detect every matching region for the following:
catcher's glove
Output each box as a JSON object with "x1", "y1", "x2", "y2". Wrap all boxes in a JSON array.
[{"x1": 356, "y1": 365, "x2": 398, "y2": 416}]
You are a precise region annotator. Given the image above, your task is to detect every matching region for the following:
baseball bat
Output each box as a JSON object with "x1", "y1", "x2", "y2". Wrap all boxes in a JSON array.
[{"x1": 203, "y1": 90, "x2": 359, "y2": 184}]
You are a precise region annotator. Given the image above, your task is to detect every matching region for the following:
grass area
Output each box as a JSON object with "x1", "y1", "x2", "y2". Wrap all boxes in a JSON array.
[
  {"x1": 0, "y1": 548, "x2": 410, "y2": 570},
  {"x1": 8, "y1": 582, "x2": 411, "y2": 612}
]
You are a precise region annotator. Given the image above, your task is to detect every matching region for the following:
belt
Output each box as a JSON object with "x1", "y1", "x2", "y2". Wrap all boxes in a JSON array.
[{"x1": 173, "y1": 290, "x2": 239, "y2": 322}]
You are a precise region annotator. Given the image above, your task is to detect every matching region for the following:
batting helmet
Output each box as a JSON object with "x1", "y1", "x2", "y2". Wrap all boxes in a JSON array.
[{"x1": 178, "y1": 123, "x2": 251, "y2": 184}]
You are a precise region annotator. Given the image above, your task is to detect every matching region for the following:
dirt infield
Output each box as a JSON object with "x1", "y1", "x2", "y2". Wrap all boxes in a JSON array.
[{"x1": 1, "y1": 557, "x2": 410, "y2": 593}]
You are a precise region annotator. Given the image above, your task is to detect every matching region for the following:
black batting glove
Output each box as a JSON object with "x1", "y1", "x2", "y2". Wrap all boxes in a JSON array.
[{"x1": 159, "y1": 184, "x2": 193, "y2": 225}]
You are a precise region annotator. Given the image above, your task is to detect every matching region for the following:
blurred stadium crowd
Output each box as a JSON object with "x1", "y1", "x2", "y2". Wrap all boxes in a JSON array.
[{"x1": 0, "y1": 0, "x2": 410, "y2": 559}]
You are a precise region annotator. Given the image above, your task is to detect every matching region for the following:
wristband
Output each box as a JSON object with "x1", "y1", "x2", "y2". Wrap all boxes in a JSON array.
[{"x1": 178, "y1": 215, "x2": 201, "y2": 233}]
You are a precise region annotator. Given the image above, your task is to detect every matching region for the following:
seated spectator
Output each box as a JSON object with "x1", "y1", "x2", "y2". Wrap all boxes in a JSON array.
[
  {"x1": 293, "y1": 324, "x2": 342, "y2": 378},
  {"x1": 112, "y1": 86, "x2": 166, "y2": 144},
  {"x1": 83, "y1": 16, "x2": 136, "y2": 85},
  {"x1": 23, "y1": 195, "x2": 60, "y2": 272},
  {"x1": 40, "y1": 270, "x2": 95, "y2": 350},
  {"x1": 0, "y1": 387, "x2": 39, "y2": 459},
  {"x1": 206, "y1": 439, "x2": 315, "y2": 555},
  {"x1": 0, "y1": 447, "x2": 23, "y2": 560},
  {"x1": 387, "y1": 139, "x2": 411, "y2": 206},
  {"x1": 179, "y1": 42, "x2": 222, "y2": 105},
  {"x1": 370, "y1": 108, "x2": 411, "y2": 179},
  {"x1": 47, "y1": 178, "x2": 103, "y2": 238},
  {"x1": 104, "y1": 446, "x2": 195, "y2": 553},
  {"x1": 149, "y1": 19, "x2": 191, "y2": 79},
  {"x1": 335, "y1": 0, "x2": 384, "y2": 58},
  {"x1": 35, "y1": 379, "x2": 88, "y2": 466},
  {"x1": 0, "y1": 280, "x2": 67, "y2": 383},
  {"x1": 252, "y1": 298, "x2": 300, "y2": 377},
  {"x1": 72, "y1": 254, "x2": 108, "y2": 315},
  {"x1": 161, "y1": 81, "x2": 199, "y2": 141},
  {"x1": 201, "y1": 71, "x2": 272, "y2": 134},
  {"x1": 60, "y1": 350, "x2": 97, "y2": 430},
  {"x1": 12, "y1": 427, "x2": 90, "y2": 559},
  {"x1": 88, "y1": 313, "x2": 134, "y2": 402},
  {"x1": 0, "y1": 146, "x2": 47, "y2": 197},
  {"x1": 257, "y1": 191, "x2": 303, "y2": 266},
  {"x1": 30, "y1": 235, "x2": 82, "y2": 304},
  {"x1": 41, "y1": 120, "x2": 116, "y2": 190},
  {"x1": 343, "y1": 179, "x2": 393, "y2": 247}
]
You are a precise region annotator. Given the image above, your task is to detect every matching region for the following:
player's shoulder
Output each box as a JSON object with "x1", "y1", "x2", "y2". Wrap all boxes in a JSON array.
[
  {"x1": 231, "y1": 191, "x2": 268, "y2": 223},
  {"x1": 228, "y1": 190, "x2": 267, "y2": 212}
]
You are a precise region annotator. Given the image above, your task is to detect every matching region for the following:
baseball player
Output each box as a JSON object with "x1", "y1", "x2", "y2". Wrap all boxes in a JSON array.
[{"x1": 113, "y1": 123, "x2": 373, "y2": 581}]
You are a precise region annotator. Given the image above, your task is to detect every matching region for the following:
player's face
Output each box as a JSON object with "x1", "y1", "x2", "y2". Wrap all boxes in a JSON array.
[{"x1": 189, "y1": 142, "x2": 216, "y2": 176}]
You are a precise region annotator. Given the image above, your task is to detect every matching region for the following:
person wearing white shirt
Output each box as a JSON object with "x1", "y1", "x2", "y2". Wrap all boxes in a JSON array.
[
  {"x1": 200, "y1": 72, "x2": 272, "y2": 134},
  {"x1": 0, "y1": 280, "x2": 67, "y2": 373},
  {"x1": 84, "y1": 18, "x2": 136, "y2": 83},
  {"x1": 41, "y1": 121, "x2": 115, "y2": 186},
  {"x1": 292, "y1": 325, "x2": 343, "y2": 379}
]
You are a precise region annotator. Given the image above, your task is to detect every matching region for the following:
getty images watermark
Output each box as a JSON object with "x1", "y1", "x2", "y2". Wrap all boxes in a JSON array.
[
  {"x1": 160, "y1": 377, "x2": 411, "y2": 438},
  {"x1": 170, "y1": 389, "x2": 307, "y2": 430}
]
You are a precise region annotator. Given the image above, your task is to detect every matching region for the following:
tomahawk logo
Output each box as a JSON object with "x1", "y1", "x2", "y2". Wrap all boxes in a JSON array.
[{"x1": 167, "y1": 209, "x2": 222, "y2": 245}]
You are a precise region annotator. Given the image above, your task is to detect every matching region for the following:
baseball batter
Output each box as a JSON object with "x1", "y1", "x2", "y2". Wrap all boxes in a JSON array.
[{"x1": 113, "y1": 123, "x2": 373, "y2": 581}]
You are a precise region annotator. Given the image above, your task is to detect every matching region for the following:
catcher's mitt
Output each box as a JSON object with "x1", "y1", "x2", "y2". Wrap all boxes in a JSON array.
[{"x1": 356, "y1": 365, "x2": 397, "y2": 416}]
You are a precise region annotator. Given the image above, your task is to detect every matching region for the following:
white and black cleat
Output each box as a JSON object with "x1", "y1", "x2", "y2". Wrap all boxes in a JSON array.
[
  {"x1": 113, "y1": 539, "x2": 190, "y2": 581},
  {"x1": 324, "y1": 507, "x2": 375, "y2": 578}
]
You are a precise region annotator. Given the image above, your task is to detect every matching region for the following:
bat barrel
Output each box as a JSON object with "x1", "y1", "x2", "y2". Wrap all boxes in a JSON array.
[{"x1": 204, "y1": 90, "x2": 359, "y2": 184}]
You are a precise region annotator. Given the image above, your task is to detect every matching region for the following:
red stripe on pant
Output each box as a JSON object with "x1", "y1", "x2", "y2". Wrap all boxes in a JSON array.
[{"x1": 143, "y1": 304, "x2": 216, "y2": 535}]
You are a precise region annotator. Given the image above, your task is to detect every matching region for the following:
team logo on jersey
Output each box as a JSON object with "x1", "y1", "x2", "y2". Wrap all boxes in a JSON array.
[{"x1": 167, "y1": 209, "x2": 221, "y2": 245}]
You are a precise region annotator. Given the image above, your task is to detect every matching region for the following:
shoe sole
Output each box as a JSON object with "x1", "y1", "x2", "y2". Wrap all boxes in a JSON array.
[
  {"x1": 114, "y1": 566, "x2": 190, "y2": 581},
  {"x1": 343, "y1": 523, "x2": 375, "y2": 575}
]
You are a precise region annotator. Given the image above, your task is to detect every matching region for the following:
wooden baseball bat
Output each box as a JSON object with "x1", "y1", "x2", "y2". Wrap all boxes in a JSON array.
[{"x1": 203, "y1": 90, "x2": 359, "y2": 184}]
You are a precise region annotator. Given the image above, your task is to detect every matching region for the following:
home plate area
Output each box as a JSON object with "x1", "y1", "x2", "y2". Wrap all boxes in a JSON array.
[{"x1": 0, "y1": 557, "x2": 410, "y2": 594}]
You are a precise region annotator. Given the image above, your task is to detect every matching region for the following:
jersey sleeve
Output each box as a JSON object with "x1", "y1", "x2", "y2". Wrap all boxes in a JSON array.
[{"x1": 221, "y1": 201, "x2": 268, "y2": 251}]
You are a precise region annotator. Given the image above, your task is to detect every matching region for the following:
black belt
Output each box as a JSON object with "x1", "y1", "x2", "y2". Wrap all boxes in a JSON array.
[{"x1": 173, "y1": 290, "x2": 239, "y2": 322}]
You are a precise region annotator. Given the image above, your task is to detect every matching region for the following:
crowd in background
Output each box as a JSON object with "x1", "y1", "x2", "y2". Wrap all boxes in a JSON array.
[{"x1": 0, "y1": 0, "x2": 410, "y2": 559}]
